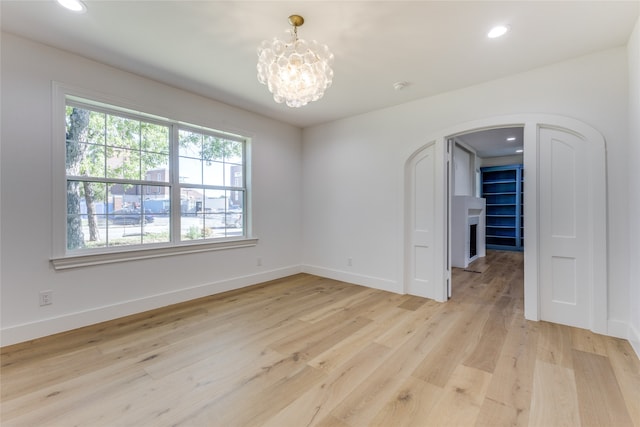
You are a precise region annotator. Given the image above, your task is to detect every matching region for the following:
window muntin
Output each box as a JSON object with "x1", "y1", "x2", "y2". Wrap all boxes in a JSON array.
[{"x1": 64, "y1": 99, "x2": 246, "y2": 253}]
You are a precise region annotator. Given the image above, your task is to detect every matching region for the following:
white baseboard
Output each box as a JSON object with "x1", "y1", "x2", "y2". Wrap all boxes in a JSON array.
[
  {"x1": 607, "y1": 319, "x2": 630, "y2": 339},
  {"x1": 301, "y1": 264, "x2": 401, "y2": 294},
  {"x1": 607, "y1": 319, "x2": 640, "y2": 360},
  {"x1": 0, "y1": 265, "x2": 301, "y2": 347}
]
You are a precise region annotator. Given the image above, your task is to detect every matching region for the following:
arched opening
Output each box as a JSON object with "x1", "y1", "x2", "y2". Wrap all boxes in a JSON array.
[
  {"x1": 403, "y1": 115, "x2": 607, "y2": 333},
  {"x1": 447, "y1": 126, "x2": 525, "y2": 301}
]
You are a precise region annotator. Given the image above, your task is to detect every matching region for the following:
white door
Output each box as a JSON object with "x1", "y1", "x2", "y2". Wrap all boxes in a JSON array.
[
  {"x1": 538, "y1": 126, "x2": 595, "y2": 328},
  {"x1": 407, "y1": 141, "x2": 447, "y2": 301}
]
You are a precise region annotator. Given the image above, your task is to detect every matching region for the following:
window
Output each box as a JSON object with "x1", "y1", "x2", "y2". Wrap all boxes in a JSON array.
[
  {"x1": 58, "y1": 95, "x2": 252, "y2": 265},
  {"x1": 178, "y1": 127, "x2": 245, "y2": 240}
]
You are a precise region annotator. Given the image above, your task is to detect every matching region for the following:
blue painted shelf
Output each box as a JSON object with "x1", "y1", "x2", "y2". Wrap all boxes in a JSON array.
[{"x1": 481, "y1": 164, "x2": 524, "y2": 251}]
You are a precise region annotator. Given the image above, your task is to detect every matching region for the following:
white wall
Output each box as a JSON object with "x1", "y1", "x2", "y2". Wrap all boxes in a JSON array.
[
  {"x1": 480, "y1": 154, "x2": 524, "y2": 168},
  {"x1": 302, "y1": 47, "x2": 631, "y2": 333},
  {"x1": 453, "y1": 144, "x2": 474, "y2": 196},
  {"x1": 0, "y1": 34, "x2": 303, "y2": 346},
  {"x1": 628, "y1": 17, "x2": 640, "y2": 356}
]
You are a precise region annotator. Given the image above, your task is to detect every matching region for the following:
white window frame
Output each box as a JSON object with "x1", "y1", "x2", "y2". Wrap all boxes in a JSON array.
[{"x1": 50, "y1": 83, "x2": 256, "y2": 270}]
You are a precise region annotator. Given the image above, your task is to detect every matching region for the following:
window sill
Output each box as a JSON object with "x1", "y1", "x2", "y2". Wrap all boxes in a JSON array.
[{"x1": 50, "y1": 238, "x2": 259, "y2": 270}]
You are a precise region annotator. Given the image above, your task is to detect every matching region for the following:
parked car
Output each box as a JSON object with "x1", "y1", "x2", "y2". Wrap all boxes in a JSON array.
[
  {"x1": 110, "y1": 208, "x2": 154, "y2": 225},
  {"x1": 225, "y1": 210, "x2": 242, "y2": 228},
  {"x1": 206, "y1": 210, "x2": 242, "y2": 228}
]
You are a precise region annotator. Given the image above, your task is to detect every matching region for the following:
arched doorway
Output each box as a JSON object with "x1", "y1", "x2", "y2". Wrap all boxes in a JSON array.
[{"x1": 404, "y1": 114, "x2": 607, "y2": 333}]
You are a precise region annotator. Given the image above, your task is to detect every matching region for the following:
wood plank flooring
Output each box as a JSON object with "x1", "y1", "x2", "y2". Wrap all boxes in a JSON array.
[{"x1": 1, "y1": 250, "x2": 639, "y2": 426}]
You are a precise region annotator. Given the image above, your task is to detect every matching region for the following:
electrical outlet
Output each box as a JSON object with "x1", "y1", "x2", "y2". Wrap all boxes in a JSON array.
[
  {"x1": 39, "y1": 290, "x2": 53, "y2": 306},
  {"x1": 347, "y1": 257, "x2": 353, "y2": 267},
  {"x1": 257, "y1": 257, "x2": 262, "y2": 267}
]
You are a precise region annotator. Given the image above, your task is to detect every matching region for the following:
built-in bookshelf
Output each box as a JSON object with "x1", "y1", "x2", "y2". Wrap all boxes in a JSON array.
[{"x1": 480, "y1": 164, "x2": 524, "y2": 251}]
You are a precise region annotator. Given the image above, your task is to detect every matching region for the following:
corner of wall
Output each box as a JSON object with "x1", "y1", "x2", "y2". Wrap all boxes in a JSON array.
[{"x1": 629, "y1": 323, "x2": 640, "y2": 359}]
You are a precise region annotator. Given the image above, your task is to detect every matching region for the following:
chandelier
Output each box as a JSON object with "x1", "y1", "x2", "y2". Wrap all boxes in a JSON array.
[{"x1": 257, "y1": 15, "x2": 334, "y2": 108}]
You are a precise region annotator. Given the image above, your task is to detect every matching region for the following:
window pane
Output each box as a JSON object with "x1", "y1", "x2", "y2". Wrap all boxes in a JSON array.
[
  {"x1": 203, "y1": 135, "x2": 225, "y2": 162},
  {"x1": 179, "y1": 157, "x2": 202, "y2": 185},
  {"x1": 228, "y1": 190, "x2": 243, "y2": 211},
  {"x1": 179, "y1": 130, "x2": 202, "y2": 158},
  {"x1": 225, "y1": 163, "x2": 243, "y2": 188},
  {"x1": 181, "y1": 187, "x2": 204, "y2": 240},
  {"x1": 203, "y1": 160, "x2": 224, "y2": 186},
  {"x1": 66, "y1": 107, "x2": 90, "y2": 144},
  {"x1": 226, "y1": 140, "x2": 243, "y2": 164},
  {"x1": 144, "y1": 182, "x2": 170, "y2": 198},
  {"x1": 121, "y1": 185, "x2": 142, "y2": 208},
  {"x1": 66, "y1": 181, "x2": 85, "y2": 251},
  {"x1": 181, "y1": 187, "x2": 198, "y2": 213},
  {"x1": 141, "y1": 153, "x2": 169, "y2": 182},
  {"x1": 141, "y1": 122, "x2": 169, "y2": 153},
  {"x1": 83, "y1": 144, "x2": 107, "y2": 178},
  {"x1": 224, "y1": 190, "x2": 244, "y2": 237},
  {"x1": 79, "y1": 181, "x2": 108, "y2": 217},
  {"x1": 87, "y1": 110, "x2": 106, "y2": 145},
  {"x1": 142, "y1": 193, "x2": 170, "y2": 213},
  {"x1": 66, "y1": 142, "x2": 106, "y2": 178},
  {"x1": 204, "y1": 188, "x2": 225, "y2": 213},
  {"x1": 181, "y1": 215, "x2": 208, "y2": 240},
  {"x1": 107, "y1": 115, "x2": 140, "y2": 149},
  {"x1": 107, "y1": 148, "x2": 141, "y2": 180},
  {"x1": 79, "y1": 181, "x2": 108, "y2": 249},
  {"x1": 193, "y1": 189, "x2": 244, "y2": 237}
]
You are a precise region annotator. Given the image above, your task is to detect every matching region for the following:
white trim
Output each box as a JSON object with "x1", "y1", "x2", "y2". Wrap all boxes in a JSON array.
[
  {"x1": 0, "y1": 264, "x2": 300, "y2": 347},
  {"x1": 302, "y1": 264, "x2": 400, "y2": 294},
  {"x1": 522, "y1": 122, "x2": 539, "y2": 321},
  {"x1": 52, "y1": 81, "x2": 68, "y2": 258},
  {"x1": 629, "y1": 322, "x2": 640, "y2": 360},
  {"x1": 587, "y1": 125, "x2": 608, "y2": 335},
  {"x1": 51, "y1": 238, "x2": 258, "y2": 270},
  {"x1": 607, "y1": 319, "x2": 630, "y2": 340},
  {"x1": 51, "y1": 81, "x2": 254, "y2": 262}
]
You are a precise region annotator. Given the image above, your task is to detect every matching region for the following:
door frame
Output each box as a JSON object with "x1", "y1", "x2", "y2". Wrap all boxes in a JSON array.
[{"x1": 402, "y1": 114, "x2": 607, "y2": 334}]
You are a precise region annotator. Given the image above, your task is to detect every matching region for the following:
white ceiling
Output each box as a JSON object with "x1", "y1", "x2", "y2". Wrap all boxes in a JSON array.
[
  {"x1": 1, "y1": 0, "x2": 638, "y2": 132},
  {"x1": 456, "y1": 127, "x2": 524, "y2": 158}
]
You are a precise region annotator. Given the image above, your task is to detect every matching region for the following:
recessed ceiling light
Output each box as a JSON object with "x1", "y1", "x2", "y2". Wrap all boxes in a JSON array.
[
  {"x1": 57, "y1": 0, "x2": 87, "y2": 13},
  {"x1": 507, "y1": 137, "x2": 516, "y2": 142},
  {"x1": 488, "y1": 25, "x2": 509, "y2": 39},
  {"x1": 516, "y1": 149, "x2": 524, "y2": 153}
]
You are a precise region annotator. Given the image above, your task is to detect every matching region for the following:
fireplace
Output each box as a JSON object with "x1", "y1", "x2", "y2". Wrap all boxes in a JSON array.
[
  {"x1": 469, "y1": 223, "x2": 477, "y2": 258},
  {"x1": 451, "y1": 196, "x2": 486, "y2": 268}
]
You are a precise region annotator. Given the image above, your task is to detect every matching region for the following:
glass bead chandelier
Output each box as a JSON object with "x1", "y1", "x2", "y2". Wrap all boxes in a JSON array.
[{"x1": 257, "y1": 15, "x2": 334, "y2": 108}]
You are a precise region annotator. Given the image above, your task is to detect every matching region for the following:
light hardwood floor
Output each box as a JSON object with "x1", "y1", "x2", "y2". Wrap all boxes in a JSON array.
[{"x1": 1, "y1": 251, "x2": 639, "y2": 426}]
